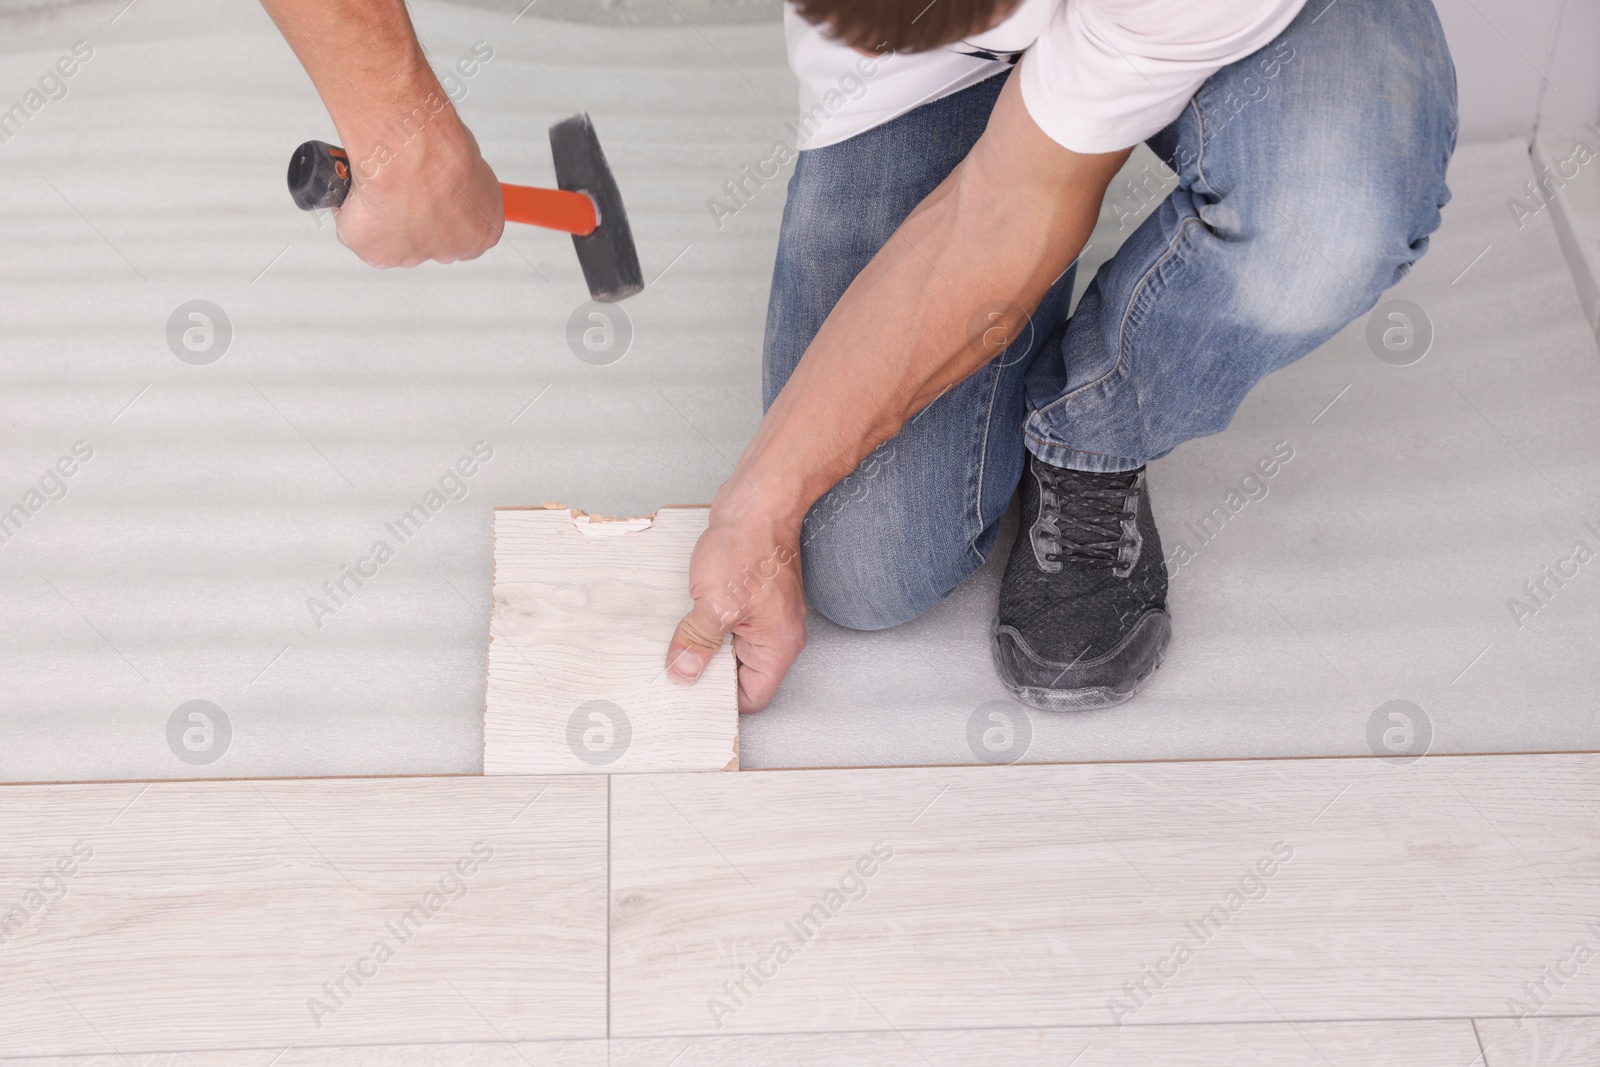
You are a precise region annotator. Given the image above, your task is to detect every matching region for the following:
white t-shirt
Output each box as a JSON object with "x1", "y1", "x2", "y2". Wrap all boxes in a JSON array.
[{"x1": 785, "y1": 0, "x2": 1307, "y2": 153}]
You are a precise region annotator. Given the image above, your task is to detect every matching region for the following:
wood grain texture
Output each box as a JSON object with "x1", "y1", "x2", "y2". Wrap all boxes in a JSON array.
[
  {"x1": 485, "y1": 507, "x2": 738, "y2": 775},
  {"x1": 0, "y1": 1020, "x2": 1482, "y2": 1066},
  {"x1": 0, "y1": 776, "x2": 607, "y2": 1056},
  {"x1": 610, "y1": 754, "x2": 1600, "y2": 1036},
  {"x1": 607, "y1": 1020, "x2": 1485, "y2": 1065},
  {"x1": 1479, "y1": 1016, "x2": 1600, "y2": 1066},
  {"x1": 1, "y1": 1045, "x2": 606, "y2": 1066}
]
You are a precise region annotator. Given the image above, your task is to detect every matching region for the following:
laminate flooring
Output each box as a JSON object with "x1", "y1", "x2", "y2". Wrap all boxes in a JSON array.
[{"x1": 2, "y1": 755, "x2": 1591, "y2": 1062}]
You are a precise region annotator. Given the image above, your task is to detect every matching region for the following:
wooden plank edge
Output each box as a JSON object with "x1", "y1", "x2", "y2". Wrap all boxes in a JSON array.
[
  {"x1": 715, "y1": 745, "x2": 1600, "y2": 774},
  {"x1": 491, "y1": 502, "x2": 711, "y2": 519}
]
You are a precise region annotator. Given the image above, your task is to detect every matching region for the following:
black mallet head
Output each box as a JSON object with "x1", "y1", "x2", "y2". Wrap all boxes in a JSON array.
[{"x1": 549, "y1": 113, "x2": 643, "y2": 303}]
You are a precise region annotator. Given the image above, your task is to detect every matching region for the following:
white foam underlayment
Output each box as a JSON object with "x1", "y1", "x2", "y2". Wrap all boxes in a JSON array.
[{"x1": 0, "y1": 0, "x2": 1596, "y2": 782}]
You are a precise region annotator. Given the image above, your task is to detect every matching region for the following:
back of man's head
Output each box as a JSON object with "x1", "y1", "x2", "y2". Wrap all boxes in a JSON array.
[{"x1": 793, "y1": 0, "x2": 1026, "y2": 53}]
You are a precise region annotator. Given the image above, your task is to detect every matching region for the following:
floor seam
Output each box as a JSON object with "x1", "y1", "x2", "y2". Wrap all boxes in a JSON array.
[
  {"x1": 606, "y1": 772, "x2": 613, "y2": 1049},
  {"x1": 7, "y1": 749, "x2": 1600, "y2": 789}
]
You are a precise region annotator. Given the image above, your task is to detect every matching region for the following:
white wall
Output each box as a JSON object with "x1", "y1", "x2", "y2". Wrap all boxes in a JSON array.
[
  {"x1": 1537, "y1": 0, "x2": 1600, "y2": 136},
  {"x1": 1435, "y1": 0, "x2": 1600, "y2": 141}
]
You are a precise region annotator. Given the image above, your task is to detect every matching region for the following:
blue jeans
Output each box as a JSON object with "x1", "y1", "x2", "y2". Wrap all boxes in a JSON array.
[{"x1": 765, "y1": 0, "x2": 1457, "y2": 631}]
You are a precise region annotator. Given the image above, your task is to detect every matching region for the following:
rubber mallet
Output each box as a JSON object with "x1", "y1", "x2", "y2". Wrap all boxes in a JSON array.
[{"x1": 286, "y1": 112, "x2": 643, "y2": 302}]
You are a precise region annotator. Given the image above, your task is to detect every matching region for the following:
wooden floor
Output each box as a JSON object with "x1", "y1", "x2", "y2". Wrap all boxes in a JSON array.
[
  {"x1": 609, "y1": 756, "x2": 1600, "y2": 1037},
  {"x1": 0, "y1": 777, "x2": 608, "y2": 1056},
  {"x1": 0, "y1": 1022, "x2": 1492, "y2": 1065},
  {"x1": 3, "y1": 754, "x2": 1595, "y2": 1064}
]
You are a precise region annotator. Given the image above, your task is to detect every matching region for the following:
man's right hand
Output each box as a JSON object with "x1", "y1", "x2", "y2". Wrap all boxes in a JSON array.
[
  {"x1": 260, "y1": 0, "x2": 505, "y2": 268},
  {"x1": 336, "y1": 116, "x2": 505, "y2": 269}
]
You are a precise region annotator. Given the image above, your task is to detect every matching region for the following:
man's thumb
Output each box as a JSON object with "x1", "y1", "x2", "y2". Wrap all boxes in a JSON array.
[{"x1": 666, "y1": 600, "x2": 727, "y2": 683}]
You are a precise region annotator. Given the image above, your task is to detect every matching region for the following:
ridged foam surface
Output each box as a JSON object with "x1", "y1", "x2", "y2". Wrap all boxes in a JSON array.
[{"x1": 0, "y1": 0, "x2": 1596, "y2": 780}]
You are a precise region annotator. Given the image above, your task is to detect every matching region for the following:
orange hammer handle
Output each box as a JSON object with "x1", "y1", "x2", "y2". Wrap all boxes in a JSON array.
[{"x1": 500, "y1": 183, "x2": 597, "y2": 236}]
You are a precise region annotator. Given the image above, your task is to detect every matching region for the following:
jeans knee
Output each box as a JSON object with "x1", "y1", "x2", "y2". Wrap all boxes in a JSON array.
[
  {"x1": 799, "y1": 503, "x2": 973, "y2": 632},
  {"x1": 1221, "y1": 178, "x2": 1444, "y2": 343},
  {"x1": 800, "y1": 534, "x2": 934, "y2": 632},
  {"x1": 804, "y1": 571, "x2": 922, "y2": 632},
  {"x1": 1199, "y1": 14, "x2": 1455, "y2": 339}
]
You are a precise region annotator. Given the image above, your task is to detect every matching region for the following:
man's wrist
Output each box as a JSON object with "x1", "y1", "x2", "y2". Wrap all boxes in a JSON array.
[
  {"x1": 328, "y1": 57, "x2": 458, "y2": 170},
  {"x1": 340, "y1": 98, "x2": 472, "y2": 186},
  {"x1": 712, "y1": 463, "x2": 811, "y2": 536}
]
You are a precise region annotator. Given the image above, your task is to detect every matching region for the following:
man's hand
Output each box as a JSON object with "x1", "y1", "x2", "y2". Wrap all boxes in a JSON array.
[
  {"x1": 336, "y1": 116, "x2": 504, "y2": 268},
  {"x1": 261, "y1": 0, "x2": 503, "y2": 267},
  {"x1": 666, "y1": 490, "x2": 807, "y2": 713}
]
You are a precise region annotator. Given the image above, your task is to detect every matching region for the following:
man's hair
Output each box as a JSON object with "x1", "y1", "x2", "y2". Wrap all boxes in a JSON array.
[{"x1": 793, "y1": 0, "x2": 1023, "y2": 53}]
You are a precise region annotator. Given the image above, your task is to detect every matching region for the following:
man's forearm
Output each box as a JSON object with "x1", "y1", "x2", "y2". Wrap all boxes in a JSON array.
[
  {"x1": 723, "y1": 71, "x2": 1129, "y2": 528},
  {"x1": 261, "y1": 0, "x2": 503, "y2": 267},
  {"x1": 260, "y1": 0, "x2": 450, "y2": 159}
]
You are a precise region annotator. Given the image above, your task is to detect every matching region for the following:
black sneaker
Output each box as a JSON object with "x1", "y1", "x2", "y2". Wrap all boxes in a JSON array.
[{"x1": 992, "y1": 453, "x2": 1171, "y2": 710}]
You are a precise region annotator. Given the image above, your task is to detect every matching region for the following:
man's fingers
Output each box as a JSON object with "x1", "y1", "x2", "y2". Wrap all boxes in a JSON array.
[
  {"x1": 731, "y1": 620, "x2": 807, "y2": 713},
  {"x1": 331, "y1": 163, "x2": 502, "y2": 268},
  {"x1": 730, "y1": 643, "x2": 786, "y2": 714},
  {"x1": 666, "y1": 603, "x2": 727, "y2": 684}
]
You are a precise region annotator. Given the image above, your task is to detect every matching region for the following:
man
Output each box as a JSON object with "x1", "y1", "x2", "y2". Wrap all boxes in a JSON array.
[
  {"x1": 663, "y1": 0, "x2": 1457, "y2": 713},
  {"x1": 268, "y1": 0, "x2": 1455, "y2": 715}
]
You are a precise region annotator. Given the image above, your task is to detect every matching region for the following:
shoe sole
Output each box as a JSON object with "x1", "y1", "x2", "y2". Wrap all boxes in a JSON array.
[{"x1": 994, "y1": 611, "x2": 1172, "y2": 712}]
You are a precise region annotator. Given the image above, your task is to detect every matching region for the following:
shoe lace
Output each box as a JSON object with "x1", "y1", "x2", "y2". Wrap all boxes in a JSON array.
[{"x1": 1035, "y1": 468, "x2": 1140, "y2": 567}]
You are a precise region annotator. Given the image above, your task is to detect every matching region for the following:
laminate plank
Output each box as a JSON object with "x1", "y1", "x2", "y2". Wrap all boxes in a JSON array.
[
  {"x1": 0, "y1": 1045, "x2": 605, "y2": 1066},
  {"x1": 1478, "y1": 1016, "x2": 1600, "y2": 1066},
  {"x1": 610, "y1": 754, "x2": 1600, "y2": 1035},
  {"x1": 485, "y1": 506, "x2": 739, "y2": 775},
  {"x1": 0, "y1": 1045, "x2": 606, "y2": 1066},
  {"x1": 0, "y1": 1020, "x2": 1483, "y2": 1067},
  {"x1": 606, "y1": 1019, "x2": 1485, "y2": 1065},
  {"x1": 0, "y1": 776, "x2": 607, "y2": 1056}
]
